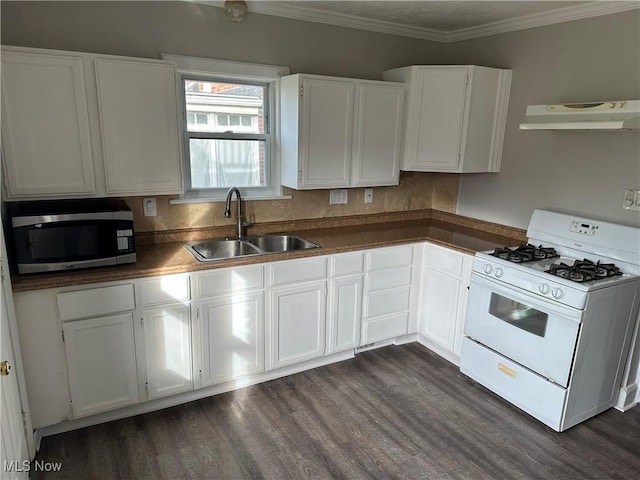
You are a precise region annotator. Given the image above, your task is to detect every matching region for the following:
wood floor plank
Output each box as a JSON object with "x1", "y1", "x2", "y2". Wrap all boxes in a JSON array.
[{"x1": 33, "y1": 344, "x2": 640, "y2": 479}]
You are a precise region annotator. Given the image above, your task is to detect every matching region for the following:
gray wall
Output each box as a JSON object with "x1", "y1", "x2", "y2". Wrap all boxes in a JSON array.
[
  {"x1": 2, "y1": 1, "x2": 639, "y2": 229},
  {"x1": 444, "y1": 10, "x2": 640, "y2": 228},
  {"x1": 0, "y1": 1, "x2": 446, "y2": 78}
]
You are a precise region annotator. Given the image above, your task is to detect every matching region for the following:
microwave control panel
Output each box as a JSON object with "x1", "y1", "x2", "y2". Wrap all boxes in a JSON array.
[{"x1": 116, "y1": 228, "x2": 135, "y2": 252}]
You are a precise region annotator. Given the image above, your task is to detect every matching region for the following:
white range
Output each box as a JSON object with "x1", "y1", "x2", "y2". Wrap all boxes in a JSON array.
[{"x1": 460, "y1": 209, "x2": 640, "y2": 431}]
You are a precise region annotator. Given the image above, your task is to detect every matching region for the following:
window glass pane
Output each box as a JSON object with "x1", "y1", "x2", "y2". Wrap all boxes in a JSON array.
[
  {"x1": 489, "y1": 293, "x2": 548, "y2": 337},
  {"x1": 184, "y1": 80, "x2": 265, "y2": 134},
  {"x1": 189, "y1": 139, "x2": 266, "y2": 189}
]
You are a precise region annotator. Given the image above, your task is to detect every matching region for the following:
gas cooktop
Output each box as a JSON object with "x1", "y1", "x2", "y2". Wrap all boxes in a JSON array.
[{"x1": 489, "y1": 244, "x2": 623, "y2": 283}]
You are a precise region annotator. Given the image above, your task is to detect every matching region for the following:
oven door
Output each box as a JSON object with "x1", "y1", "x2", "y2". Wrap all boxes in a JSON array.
[{"x1": 464, "y1": 273, "x2": 582, "y2": 387}]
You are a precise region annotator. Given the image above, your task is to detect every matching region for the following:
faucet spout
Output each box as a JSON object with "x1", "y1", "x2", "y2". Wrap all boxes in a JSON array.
[{"x1": 224, "y1": 187, "x2": 245, "y2": 239}]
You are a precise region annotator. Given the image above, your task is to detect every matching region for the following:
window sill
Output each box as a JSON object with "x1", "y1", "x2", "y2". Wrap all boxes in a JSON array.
[{"x1": 169, "y1": 193, "x2": 292, "y2": 205}]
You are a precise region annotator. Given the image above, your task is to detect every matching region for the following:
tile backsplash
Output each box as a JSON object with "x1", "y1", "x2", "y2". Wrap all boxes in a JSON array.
[{"x1": 124, "y1": 172, "x2": 459, "y2": 233}]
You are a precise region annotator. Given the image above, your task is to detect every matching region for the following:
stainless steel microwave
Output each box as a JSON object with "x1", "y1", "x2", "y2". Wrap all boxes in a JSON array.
[{"x1": 9, "y1": 199, "x2": 136, "y2": 274}]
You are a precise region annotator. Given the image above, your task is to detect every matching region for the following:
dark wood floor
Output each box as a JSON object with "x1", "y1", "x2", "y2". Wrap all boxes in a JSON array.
[{"x1": 34, "y1": 343, "x2": 640, "y2": 479}]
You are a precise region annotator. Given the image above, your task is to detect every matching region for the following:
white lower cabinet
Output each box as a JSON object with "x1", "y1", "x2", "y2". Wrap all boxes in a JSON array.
[
  {"x1": 199, "y1": 292, "x2": 264, "y2": 386},
  {"x1": 266, "y1": 257, "x2": 328, "y2": 369},
  {"x1": 141, "y1": 304, "x2": 192, "y2": 399},
  {"x1": 361, "y1": 245, "x2": 418, "y2": 345},
  {"x1": 419, "y1": 243, "x2": 473, "y2": 362},
  {"x1": 63, "y1": 313, "x2": 139, "y2": 418},
  {"x1": 194, "y1": 265, "x2": 264, "y2": 387},
  {"x1": 268, "y1": 282, "x2": 326, "y2": 369},
  {"x1": 327, "y1": 252, "x2": 364, "y2": 354},
  {"x1": 138, "y1": 274, "x2": 192, "y2": 399},
  {"x1": 12, "y1": 240, "x2": 474, "y2": 433}
]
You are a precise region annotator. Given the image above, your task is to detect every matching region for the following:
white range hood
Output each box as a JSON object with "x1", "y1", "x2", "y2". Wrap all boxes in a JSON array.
[{"x1": 519, "y1": 100, "x2": 640, "y2": 130}]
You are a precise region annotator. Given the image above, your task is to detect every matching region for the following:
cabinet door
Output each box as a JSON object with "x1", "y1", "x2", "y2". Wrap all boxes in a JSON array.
[
  {"x1": 95, "y1": 59, "x2": 182, "y2": 195},
  {"x1": 200, "y1": 292, "x2": 264, "y2": 386},
  {"x1": 1, "y1": 50, "x2": 95, "y2": 197},
  {"x1": 300, "y1": 78, "x2": 354, "y2": 188},
  {"x1": 352, "y1": 83, "x2": 403, "y2": 186},
  {"x1": 420, "y1": 269, "x2": 462, "y2": 352},
  {"x1": 405, "y1": 68, "x2": 468, "y2": 172},
  {"x1": 327, "y1": 276, "x2": 363, "y2": 354},
  {"x1": 63, "y1": 313, "x2": 139, "y2": 418},
  {"x1": 269, "y1": 283, "x2": 326, "y2": 369},
  {"x1": 142, "y1": 305, "x2": 192, "y2": 399}
]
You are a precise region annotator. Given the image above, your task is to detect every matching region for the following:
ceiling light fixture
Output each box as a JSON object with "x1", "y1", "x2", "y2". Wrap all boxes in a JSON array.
[{"x1": 224, "y1": 0, "x2": 248, "y2": 23}]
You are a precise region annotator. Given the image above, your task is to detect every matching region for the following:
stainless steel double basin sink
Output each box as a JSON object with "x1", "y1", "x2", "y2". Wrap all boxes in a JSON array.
[{"x1": 184, "y1": 234, "x2": 320, "y2": 262}]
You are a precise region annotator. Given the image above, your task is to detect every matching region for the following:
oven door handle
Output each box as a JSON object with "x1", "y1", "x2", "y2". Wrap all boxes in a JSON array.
[{"x1": 469, "y1": 272, "x2": 583, "y2": 322}]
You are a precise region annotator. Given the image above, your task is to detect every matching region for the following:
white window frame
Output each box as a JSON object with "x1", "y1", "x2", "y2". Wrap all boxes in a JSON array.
[{"x1": 163, "y1": 54, "x2": 291, "y2": 203}]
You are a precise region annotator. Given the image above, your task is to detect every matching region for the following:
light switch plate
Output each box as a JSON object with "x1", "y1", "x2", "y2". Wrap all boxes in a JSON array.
[
  {"x1": 623, "y1": 189, "x2": 640, "y2": 211},
  {"x1": 364, "y1": 188, "x2": 373, "y2": 204},
  {"x1": 143, "y1": 197, "x2": 157, "y2": 216},
  {"x1": 329, "y1": 189, "x2": 348, "y2": 205}
]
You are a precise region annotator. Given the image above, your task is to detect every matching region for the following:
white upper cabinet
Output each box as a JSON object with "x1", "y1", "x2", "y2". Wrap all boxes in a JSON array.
[
  {"x1": 383, "y1": 65, "x2": 511, "y2": 173},
  {"x1": 352, "y1": 83, "x2": 404, "y2": 186},
  {"x1": 0, "y1": 46, "x2": 183, "y2": 199},
  {"x1": 95, "y1": 59, "x2": 182, "y2": 195},
  {"x1": 1, "y1": 50, "x2": 96, "y2": 197},
  {"x1": 281, "y1": 74, "x2": 404, "y2": 189}
]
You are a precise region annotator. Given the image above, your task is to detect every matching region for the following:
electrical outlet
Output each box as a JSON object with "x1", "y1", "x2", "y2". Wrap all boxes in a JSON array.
[
  {"x1": 143, "y1": 197, "x2": 157, "y2": 216},
  {"x1": 364, "y1": 188, "x2": 373, "y2": 204},
  {"x1": 329, "y1": 189, "x2": 348, "y2": 205},
  {"x1": 623, "y1": 189, "x2": 640, "y2": 211}
]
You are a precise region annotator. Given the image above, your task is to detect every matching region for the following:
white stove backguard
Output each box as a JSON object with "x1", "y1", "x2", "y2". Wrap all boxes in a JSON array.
[{"x1": 527, "y1": 209, "x2": 640, "y2": 275}]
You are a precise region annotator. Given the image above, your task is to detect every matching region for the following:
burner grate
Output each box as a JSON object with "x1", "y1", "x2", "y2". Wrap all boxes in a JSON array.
[
  {"x1": 545, "y1": 259, "x2": 622, "y2": 283},
  {"x1": 490, "y1": 244, "x2": 558, "y2": 263}
]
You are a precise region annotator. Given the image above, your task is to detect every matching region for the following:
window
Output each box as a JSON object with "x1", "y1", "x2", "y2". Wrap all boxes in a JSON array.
[
  {"x1": 165, "y1": 54, "x2": 290, "y2": 201},
  {"x1": 183, "y1": 79, "x2": 268, "y2": 190}
]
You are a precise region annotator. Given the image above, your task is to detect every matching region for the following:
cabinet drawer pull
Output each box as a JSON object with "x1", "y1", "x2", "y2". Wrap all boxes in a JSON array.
[{"x1": 498, "y1": 363, "x2": 516, "y2": 378}]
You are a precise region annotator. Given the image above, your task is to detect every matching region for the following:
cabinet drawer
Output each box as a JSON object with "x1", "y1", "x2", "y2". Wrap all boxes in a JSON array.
[
  {"x1": 362, "y1": 312, "x2": 409, "y2": 344},
  {"x1": 428, "y1": 246, "x2": 464, "y2": 277},
  {"x1": 141, "y1": 274, "x2": 190, "y2": 307},
  {"x1": 365, "y1": 287, "x2": 411, "y2": 318},
  {"x1": 367, "y1": 265, "x2": 412, "y2": 291},
  {"x1": 331, "y1": 252, "x2": 364, "y2": 277},
  {"x1": 460, "y1": 338, "x2": 565, "y2": 431},
  {"x1": 57, "y1": 283, "x2": 135, "y2": 321},
  {"x1": 198, "y1": 265, "x2": 263, "y2": 297},
  {"x1": 368, "y1": 245, "x2": 413, "y2": 270},
  {"x1": 271, "y1": 257, "x2": 327, "y2": 286}
]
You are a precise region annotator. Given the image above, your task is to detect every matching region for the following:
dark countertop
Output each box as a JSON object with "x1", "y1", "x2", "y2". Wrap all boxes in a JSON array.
[{"x1": 11, "y1": 214, "x2": 525, "y2": 293}]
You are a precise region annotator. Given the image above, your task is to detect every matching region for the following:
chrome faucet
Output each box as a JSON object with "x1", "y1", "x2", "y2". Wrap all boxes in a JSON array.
[{"x1": 224, "y1": 187, "x2": 247, "y2": 239}]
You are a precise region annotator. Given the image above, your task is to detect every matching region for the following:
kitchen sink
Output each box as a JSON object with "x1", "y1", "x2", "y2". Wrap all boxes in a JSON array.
[
  {"x1": 184, "y1": 234, "x2": 319, "y2": 262},
  {"x1": 244, "y1": 234, "x2": 319, "y2": 253}
]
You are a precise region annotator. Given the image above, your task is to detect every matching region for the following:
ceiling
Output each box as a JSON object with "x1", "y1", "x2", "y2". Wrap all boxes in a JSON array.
[{"x1": 208, "y1": 1, "x2": 639, "y2": 42}]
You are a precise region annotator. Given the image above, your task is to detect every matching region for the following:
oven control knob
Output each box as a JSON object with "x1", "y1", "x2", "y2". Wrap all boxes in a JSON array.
[
  {"x1": 494, "y1": 268, "x2": 504, "y2": 278},
  {"x1": 483, "y1": 264, "x2": 493, "y2": 274},
  {"x1": 539, "y1": 283, "x2": 550, "y2": 295},
  {"x1": 551, "y1": 287, "x2": 564, "y2": 299}
]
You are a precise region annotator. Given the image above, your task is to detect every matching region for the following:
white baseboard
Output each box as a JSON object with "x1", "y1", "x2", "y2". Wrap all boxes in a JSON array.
[
  {"x1": 35, "y1": 349, "x2": 354, "y2": 440},
  {"x1": 615, "y1": 382, "x2": 639, "y2": 412},
  {"x1": 416, "y1": 334, "x2": 460, "y2": 366}
]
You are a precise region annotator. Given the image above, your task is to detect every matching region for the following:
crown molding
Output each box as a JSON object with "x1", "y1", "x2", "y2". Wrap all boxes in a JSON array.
[
  {"x1": 200, "y1": 1, "x2": 639, "y2": 43},
  {"x1": 246, "y1": 1, "x2": 448, "y2": 42},
  {"x1": 445, "y1": 1, "x2": 640, "y2": 43}
]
